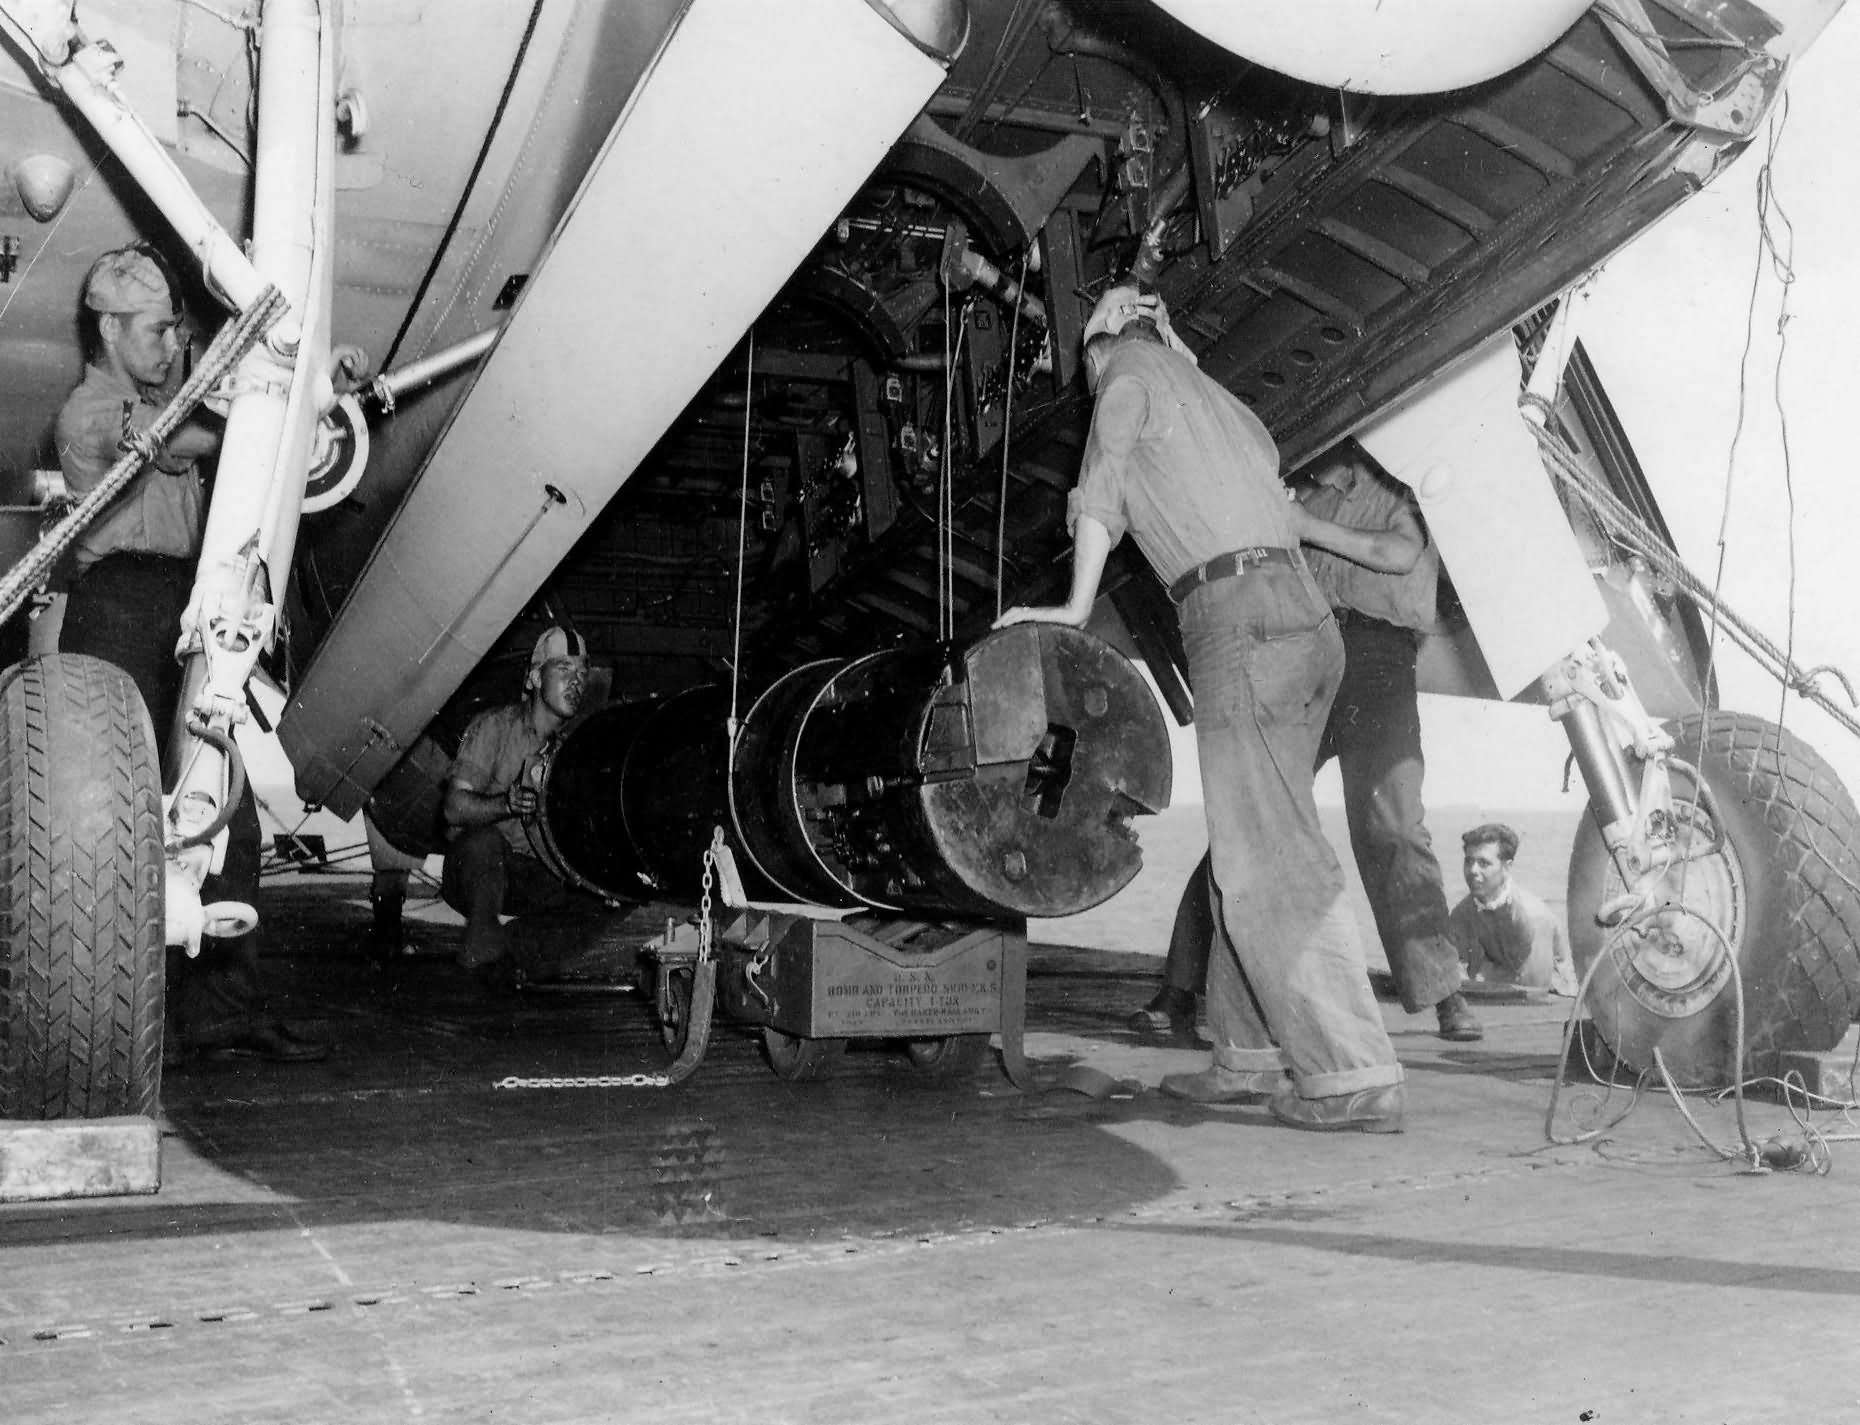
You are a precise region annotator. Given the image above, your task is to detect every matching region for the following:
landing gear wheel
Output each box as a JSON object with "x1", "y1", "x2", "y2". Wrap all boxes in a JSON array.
[
  {"x1": 904, "y1": 1033, "x2": 990, "y2": 1078},
  {"x1": 762, "y1": 1027, "x2": 845, "y2": 1082},
  {"x1": 0, "y1": 655, "x2": 166, "y2": 1118},
  {"x1": 1567, "y1": 711, "x2": 1860, "y2": 1087},
  {"x1": 657, "y1": 968, "x2": 694, "y2": 1058}
]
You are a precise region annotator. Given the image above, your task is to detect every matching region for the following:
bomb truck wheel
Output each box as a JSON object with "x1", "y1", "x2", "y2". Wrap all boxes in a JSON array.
[
  {"x1": 762, "y1": 1026, "x2": 846, "y2": 1081},
  {"x1": 0, "y1": 655, "x2": 166, "y2": 1119},
  {"x1": 1566, "y1": 711, "x2": 1860, "y2": 1087},
  {"x1": 904, "y1": 1033, "x2": 990, "y2": 1078}
]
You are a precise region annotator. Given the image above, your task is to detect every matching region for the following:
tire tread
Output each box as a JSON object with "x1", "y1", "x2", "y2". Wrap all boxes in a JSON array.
[{"x1": 0, "y1": 655, "x2": 164, "y2": 1119}]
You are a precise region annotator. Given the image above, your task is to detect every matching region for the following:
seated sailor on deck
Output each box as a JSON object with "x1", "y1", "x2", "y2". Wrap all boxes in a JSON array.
[{"x1": 1446, "y1": 822, "x2": 1578, "y2": 997}]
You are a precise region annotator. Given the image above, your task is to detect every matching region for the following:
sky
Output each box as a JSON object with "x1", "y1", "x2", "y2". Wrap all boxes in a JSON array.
[{"x1": 1580, "y1": 7, "x2": 1860, "y2": 800}]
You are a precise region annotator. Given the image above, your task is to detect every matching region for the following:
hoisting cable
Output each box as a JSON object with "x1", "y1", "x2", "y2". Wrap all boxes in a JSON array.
[
  {"x1": 995, "y1": 252, "x2": 1026, "y2": 621},
  {"x1": 678, "y1": 327, "x2": 765, "y2": 1077},
  {"x1": 494, "y1": 341, "x2": 751, "y2": 1095},
  {"x1": 729, "y1": 328, "x2": 755, "y2": 747},
  {"x1": 940, "y1": 280, "x2": 955, "y2": 641},
  {"x1": 936, "y1": 292, "x2": 975, "y2": 641},
  {"x1": 0, "y1": 285, "x2": 288, "y2": 626}
]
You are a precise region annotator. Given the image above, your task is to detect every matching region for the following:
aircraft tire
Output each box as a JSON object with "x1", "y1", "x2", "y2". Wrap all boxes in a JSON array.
[
  {"x1": 761, "y1": 1027, "x2": 844, "y2": 1082},
  {"x1": 903, "y1": 1033, "x2": 990, "y2": 1079},
  {"x1": 1567, "y1": 710, "x2": 1860, "y2": 1087},
  {"x1": 0, "y1": 655, "x2": 166, "y2": 1119}
]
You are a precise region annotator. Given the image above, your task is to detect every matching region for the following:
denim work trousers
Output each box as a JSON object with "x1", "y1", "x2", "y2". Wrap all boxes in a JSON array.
[
  {"x1": 442, "y1": 825, "x2": 588, "y2": 968},
  {"x1": 1318, "y1": 614, "x2": 1461, "y2": 1012},
  {"x1": 1160, "y1": 615, "x2": 1460, "y2": 1015},
  {"x1": 1180, "y1": 562, "x2": 1402, "y2": 1098},
  {"x1": 62, "y1": 553, "x2": 267, "y2": 1042}
]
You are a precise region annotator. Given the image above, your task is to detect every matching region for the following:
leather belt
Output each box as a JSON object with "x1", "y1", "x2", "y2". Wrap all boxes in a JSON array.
[{"x1": 1168, "y1": 545, "x2": 1295, "y2": 603}]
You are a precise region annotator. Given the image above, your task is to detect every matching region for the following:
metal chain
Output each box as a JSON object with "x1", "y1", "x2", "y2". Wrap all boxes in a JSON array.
[
  {"x1": 698, "y1": 829, "x2": 716, "y2": 961},
  {"x1": 489, "y1": 827, "x2": 728, "y2": 1093}
]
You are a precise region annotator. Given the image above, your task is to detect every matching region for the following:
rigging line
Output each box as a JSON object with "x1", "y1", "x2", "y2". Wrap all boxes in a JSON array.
[
  {"x1": 996, "y1": 254, "x2": 1026, "y2": 621},
  {"x1": 729, "y1": 328, "x2": 755, "y2": 743},
  {"x1": 1531, "y1": 432, "x2": 1857, "y2": 738}
]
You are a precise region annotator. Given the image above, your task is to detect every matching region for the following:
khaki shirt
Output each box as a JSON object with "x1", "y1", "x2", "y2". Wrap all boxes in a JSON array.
[
  {"x1": 55, "y1": 362, "x2": 204, "y2": 573},
  {"x1": 1069, "y1": 339, "x2": 1291, "y2": 584},
  {"x1": 447, "y1": 701, "x2": 551, "y2": 857},
  {"x1": 1301, "y1": 466, "x2": 1438, "y2": 631}
]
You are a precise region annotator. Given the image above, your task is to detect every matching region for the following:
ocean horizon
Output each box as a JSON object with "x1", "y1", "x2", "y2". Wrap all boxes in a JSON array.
[{"x1": 1029, "y1": 799, "x2": 1585, "y2": 969}]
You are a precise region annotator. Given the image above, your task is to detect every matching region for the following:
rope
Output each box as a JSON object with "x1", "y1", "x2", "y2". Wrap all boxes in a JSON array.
[
  {"x1": 1528, "y1": 421, "x2": 1860, "y2": 743},
  {"x1": 0, "y1": 285, "x2": 288, "y2": 626}
]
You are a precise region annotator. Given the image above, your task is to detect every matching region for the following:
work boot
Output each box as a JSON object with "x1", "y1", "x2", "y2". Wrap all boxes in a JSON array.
[
  {"x1": 1128, "y1": 985, "x2": 1197, "y2": 1041},
  {"x1": 368, "y1": 890, "x2": 409, "y2": 962},
  {"x1": 457, "y1": 914, "x2": 509, "y2": 971},
  {"x1": 1435, "y1": 992, "x2": 1483, "y2": 1042},
  {"x1": 1159, "y1": 1065, "x2": 1287, "y2": 1104},
  {"x1": 1268, "y1": 1083, "x2": 1405, "y2": 1134},
  {"x1": 195, "y1": 1021, "x2": 331, "y2": 1064}
]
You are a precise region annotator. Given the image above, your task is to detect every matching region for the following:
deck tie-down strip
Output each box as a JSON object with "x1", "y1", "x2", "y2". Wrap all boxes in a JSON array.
[{"x1": 4, "y1": 1160, "x2": 1561, "y2": 1350}]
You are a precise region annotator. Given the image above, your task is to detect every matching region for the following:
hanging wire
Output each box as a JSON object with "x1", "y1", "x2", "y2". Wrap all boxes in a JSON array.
[
  {"x1": 995, "y1": 253, "x2": 1026, "y2": 621},
  {"x1": 940, "y1": 281, "x2": 953, "y2": 641},
  {"x1": 1750, "y1": 97, "x2": 1804, "y2": 741},
  {"x1": 1540, "y1": 101, "x2": 1845, "y2": 1175},
  {"x1": 729, "y1": 329, "x2": 755, "y2": 744},
  {"x1": 936, "y1": 290, "x2": 973, "y2": 642}
]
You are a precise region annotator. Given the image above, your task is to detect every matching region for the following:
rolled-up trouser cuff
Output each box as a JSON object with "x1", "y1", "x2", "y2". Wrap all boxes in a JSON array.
[
  {"x1": 1293, "y1": 1062, "x2": 1405, "y2": 1099},
  {"x1": 1212, "y1": 1045, "x2": 1290, "y2": 1075}
]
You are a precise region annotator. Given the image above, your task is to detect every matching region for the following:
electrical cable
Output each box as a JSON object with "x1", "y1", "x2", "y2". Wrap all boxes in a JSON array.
[{"x1": 1543, "y1": 925, "x2": 1653, "y2": 1147}]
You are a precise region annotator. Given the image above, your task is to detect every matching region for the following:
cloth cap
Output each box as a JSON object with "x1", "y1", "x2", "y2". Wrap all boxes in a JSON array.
[
  {"x1": 1081, "y1": 283, "x2": 1198, "y2": 366},
  {"x1": 529, "y1": 625, "x2": 588, "y2": 671},
  {"x1": 82, "y1": 248, "x2": 173, "y2": 316}
]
